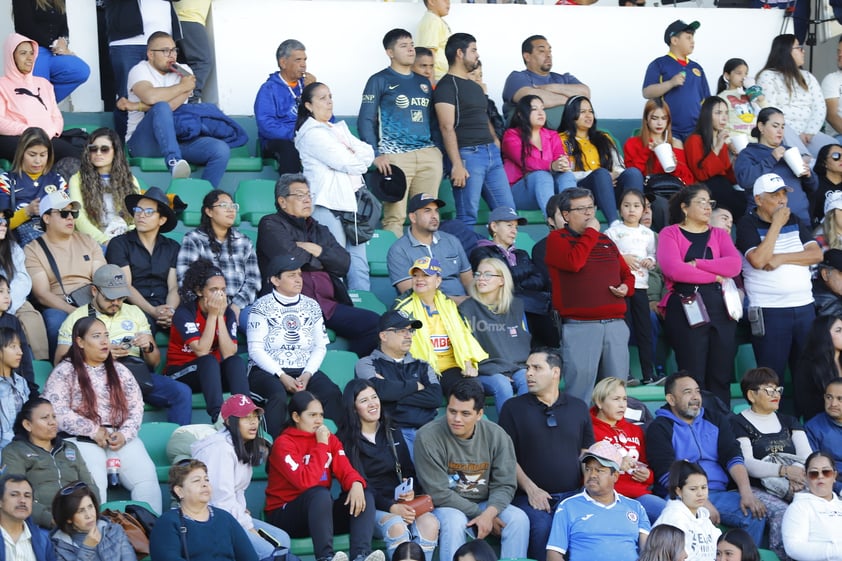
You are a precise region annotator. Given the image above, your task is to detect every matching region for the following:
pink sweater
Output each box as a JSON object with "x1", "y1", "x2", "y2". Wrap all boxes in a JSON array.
[
  {"x1": 0, "y1": 33, "x2": 63, "y2": 137},
  {"x1": 502, "y1": 127, "x2": 566, "y2": 185},
  {"x1": 656, "y1": 224, "x2": 742, "y2": 308}
]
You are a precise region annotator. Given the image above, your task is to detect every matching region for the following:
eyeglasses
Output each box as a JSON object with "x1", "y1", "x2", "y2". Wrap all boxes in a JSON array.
[
  {"x1": 807, "y1": 467, "x2": 835, "y2": 479},
  {"x1": 830, "y1": 152, "x2": 842, "y2": 161},
  {"x1": 133, "y1": 207, "x2": 158, "y2": 217},
  {"x1": 753, "y1": 386, "x2": 784, "y2": 397},
  {"x1": 212, "y1": 203, "x2": 239, "y2": 211},
  {"x1": 692, "y1": 199, "x2": 717, "y2": 209},
  {"x1": 286, "y1": 192, "x2": 312, "y2": 200},
  {"x1": 386, "y1": 327, "x2": 415, "y2": 336},
  {"x1": 52, "y1": 209, "x2": 79, "y2": 219},
  {"x1": 0, "y1": 218, "x2": 7, "y2": 226},
  {"x1": 59, "y1": 481, "x2": 88, "y2": 495},
  {"x1": 792, "y1": 45, "x2": 805, "y2": 52},
  {"x1": 87, "y1": 144, "x2": 112, "y2": 154},
  {"x1": 473, "y1": 272, "x2": 502, "y2": 280},
  {"x1": 545, "y1": 410, "x2": 558, "y2": 428},
  {"x1": 150, "y1": 47, "x2": 179, "y2": 56},
  {"x1": 568, "y1": 205, "x2": 595, "y2": 214}
]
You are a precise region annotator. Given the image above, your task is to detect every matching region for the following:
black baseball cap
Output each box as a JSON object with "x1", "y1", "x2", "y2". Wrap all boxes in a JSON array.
[
  {"x1": 378, "y1": 309, "x2": 423, "y2": 332},
  {"x1": 664, "y1": 20, "x2": 700, "y2": 45},
  {"x1": 408, "y1": 193, "x2": 445, "y2": 213}
]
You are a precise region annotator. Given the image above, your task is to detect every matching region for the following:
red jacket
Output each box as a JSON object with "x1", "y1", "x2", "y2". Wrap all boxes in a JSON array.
[
  {"x1": 684, "y1": 134, "x2": 737, "y2": 184},
  {"x1": 623, "y1": 136, "x2": 695, "y2": 186},
  {"x1": 265, "y1": 427, "x2": 366, "y2": 512},
  {"x1": 589, "y1": 408, "x2": 654, "y2": 498}
]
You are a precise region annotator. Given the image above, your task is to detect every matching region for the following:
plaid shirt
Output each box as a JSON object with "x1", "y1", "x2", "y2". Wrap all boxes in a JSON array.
[{"x1": 176, "y1": 227, "x2": 261, "y2": 310}]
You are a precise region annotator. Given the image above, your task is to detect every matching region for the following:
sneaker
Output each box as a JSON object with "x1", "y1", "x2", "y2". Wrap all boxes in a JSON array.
[
  {"x1": 626, "y1": 378, "x2": 642, "y2": 387},
  {"x1": 352, "y1": 551, "x2": 384, "y2": 561},
  {"x1": 331, "y1": 552, "x2": 348, "y2": 561},
  {"x1": 169, "y1": 158, "x2": 191, "y2": 179}
]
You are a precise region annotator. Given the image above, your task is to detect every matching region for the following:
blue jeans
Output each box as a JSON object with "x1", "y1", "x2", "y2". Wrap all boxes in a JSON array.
[
  {"x1": 400, "y1": 427, "x2": 417, "y2": 463},
  {"x1": 478, "y1": 369, "x2": 527, "y2": 415},
  {"x1": 312, "y1": 205, "x2": 369, "y2": 291},
  {"x1": 109, "y1": 44, "x2": 148, "y2": 140},
  {"x1": 511, "y1": 171, "x2": 576, "y2": 216},
  {"x1": 248, "y1": 518, "x2": 291, "y2": 561},
  {"x1": 374, "y1": 509, "x2": 438, "y2": 561},
  {"x1": 455, "y1": 143, "x2": 515, "y2": 226},
  {"x1": 635, "y1": 493, "x2": 667, "y2": 525},
  {"x1": 511, "y1": 492, "x2": 576, "y2": 561},
  {"x1": 127, "y1": 102, "x2": 230, "y2": 187},
  {"x1": 752, "y1": 304, "x2": 814, "y2": 399},
  {"x1": 42, "y1": 307, "x2": 68, "y2": 360},
  {"x1": 33, "y1": 47, "x2": 90, "y2": 102},
  {"x1": 708, "y1": 490, "x2": 766, "y2": 544},
  {"x1": 433, "y1": 502, "x2": 528, "y2": 561},
  {"x1": 576, "y1": 168, "x2": 630, "y2": 224},
  {"x1": 146, "y1": 373, "x2": 193, "y2": 426}
]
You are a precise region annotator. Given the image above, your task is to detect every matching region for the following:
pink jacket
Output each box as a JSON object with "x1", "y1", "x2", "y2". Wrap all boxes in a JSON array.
[
  {"x1": 0, "y1": 33, "x2": 63, "y2": 137},
  {"x1": 656, "y1": 224, "x2": 742, "y2": 308},
  {"x1": 502, "y1": 127, "x2": 566, "y2": 185}
]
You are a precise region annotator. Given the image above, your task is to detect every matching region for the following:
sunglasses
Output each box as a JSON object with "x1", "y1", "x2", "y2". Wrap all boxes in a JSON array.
[
  {"x1": 807, "y1": 467, "x2": 836, "y2": 480},
  {"x1": 59, "y1": 481, "x2": 88, "y2": 495},
  {"x1": 830, "y1": 152, "x2": 842, "y2": 161},
  {"x1": 87, "y1": 144, "x2": 112, "y2": 154},
  {"x1": 52, "y1": 209, "x2": 79, "y2": 219}
]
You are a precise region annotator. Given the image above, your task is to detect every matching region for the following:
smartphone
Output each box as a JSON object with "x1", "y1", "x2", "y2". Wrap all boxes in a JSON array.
[
  {"x1": 120, "y1": 335, "x2": 134, "y2": 350},
  {"x1": 257, "y1": 528, "x2": 282, "y2": 548},
  {"x1": 464, "y1": 527, "x2": 477, "y2": 540},
  {"x1": 394, "y1": 477, "x2": 413, "y2": 500}
]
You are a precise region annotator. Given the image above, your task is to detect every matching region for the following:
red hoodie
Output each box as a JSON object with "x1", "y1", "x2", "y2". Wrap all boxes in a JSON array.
[
  {"x1": 589, "y1": 407, "x2": 654, "y2": 499},
  {"x1": 265, "y1": 427, "x2": 366, "y2": 512},
  {"x1": 0, "y1": 33, "x2": 63, "y2": 137}
]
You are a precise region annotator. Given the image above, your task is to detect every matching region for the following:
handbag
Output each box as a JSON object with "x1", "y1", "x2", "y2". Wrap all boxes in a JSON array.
[
  {"x1": 644, "y1": 173, "x2": 685, "y2": 199},
  {"x1": 385, "y1": 427, "x2": 434, "y2": 515},
  {"x1": 721, "y1": 278, "x2": 743, "y2": 321},
  {"x1": 335, "y1": 187, "x2": 382, "y2": 246},
  {"x1": 101, "y1": 509, "x2": 150, "y2": 560},
  {"x1": 34, "y1": 238, "x2": 93, "y2": 306}
]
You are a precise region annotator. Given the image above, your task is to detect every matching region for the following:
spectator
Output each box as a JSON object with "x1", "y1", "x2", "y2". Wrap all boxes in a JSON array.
[
  {"x1": 149, "y1": 460, "x2": 257, "y2": 561},
  {"x1": 0, "y1": 126, "x2": 67, "y2": 246},
  {"x1": 0, "y1": 326, "x2": 29, "y2": 450},
  {"x1": 717, "y1": 58, "x2": 767, "y2": 142},
  {"x1": 501, "y1": 35, "x2": 589, "y2": 120},
  {"x1": 642, "y1": 20, "x2": 709, "y2": 141},
  {"x1": 0, "y1": 475, "x2": 56, "y2": 561},
  {"x1": 414, "y1": 379, "x2": 528, "y2": 561},
  {"x1": 105, "y1": 187, "x2": 179, "y2": 333},
  {"x1": 434, "y1": 33, "x2": 514, "y2": 227},
  {"x1": 173, "y1": 0, "x2": 212, "y2": 103},
  {"x1": 256, "y1": 173, "x2": 379, "y2": 358},
  {"x1": 590, "y1": 377, "x2": 664, "y2": 523},
  {"x1": 716, "y1": 529, "x2": 762, "y2": 561},
  {"x1": 796, "y1": 314, "x2": 842, "y2": 422},
  {"x1": 265, "y1": 392, "x2": 384, "y2": 561},
  {"x1": 816, "y1": 191, "x2": 842, "y2": 251},
  {"x1": 0, "y1": 34, "x2": 79, "y2": 161},
  {"x1": 0, "y1": 273, "x2": 36, "y2": 385},
  {"x1": 805, "y1": 379, "x2": 842, "y2": 494},
  {"x1": 393, "y1": 543, "x2": 425, "y2": 561},
  {"x1": 44, "y1": 316, "x2": 161, "y2": 513},
  {"x1": 247, "y1": 254, "x2": 343, "y2": 437},
  {"x1": 452, "y1": 541, "x2": 496, "y2": 561},
  {"x1": 498, "y1": 348, "x2": 594, "y2": 561},
  {"x1": 338, "y1": 379, "x2": 440, "y2": 561},
  {"x1": 354, "y1": 310, "x2": 442, "y2": 458},
  {"x1": 546, "y1": 441, "x2": 651, "y2": 561},
  {"x1": 558, "y1": 96, "x2": 643, "y2": 222},
  {"x1": 176, "y1": 189, "x2": 260, "y2": 328},
  {"x1": 756, "y1": 34, "x2": 836, "y2": 160},
  {"x1": 295, "y1": 82, "x2": 374, "y2": 291},
  {"x1": 54, "y1": 264, "x2": 192, "y2": 426},
  {"x1": 164, "y1": 258, "x2": 250, "y2": 423},
  {"x1": 191, "y1": 394, "x2": 290, "y2": 560},
  {"x1": 358, "y1": 29, "x2": 442, "y2": 239},
  {"x1": 735, "y1": 107, "x2": 817, "y2": 225},
  {"x1": 657, "y1": 184, "x2": 742, "y2": 405},
  {"x1": 387, "y1": 193, "x2": 472, "y2": 299},
  {"x1": 822, "y1": 37, "x2": 842, "y2": 142},
  {"x1": 684, "y1": 96, "x2": 746, "y2": 218},
  {"x1": 254, "y1": 39, "x2": 316, "y2": 175},
  {"x1": 646, "y1": 372, "x2": 766, "y2": 543},
  {"x1": 624, "y1": 99, "x2": 695, "y2": 190},
  {"x1": 50, "y1": 481, "x2": 135, "y2": 561},
  {"x1": 415, "y1": 0, "x2": 450, "y2": 81},
  {"x1": 1, "y1": 397, "x2": 96, "y2": 529},
  {"x1": 781, "y1": 451, "x2": 842, "y2": 560},
  {"x1": 122, "y1": 31, "x2": 231, "y2": 186},
  {"x1": 736, "y1": 172, "x2": 822, "y2": 418},
  {"x1": 545, "y1": 187, "x2": 634, "y2": 404},
  {"x1": 815, "y1": 250, "x2": 842, "y2": 317},
  {"x1": 68, "y1": 128, "x2": 140, "y2": 245},
  {"x1": 24, "y1": 191, "x2": 105, "y2": 358},
  {"x1": 412, "y1": 47, "x2": 436, "y2": 86},
  {"x1": 638, "y1": 525, "x2": 686, "y2": 561},
  {"x1": 810, "y1": 144, "x2": 842, "y2": 226},
  {"x1": 394, "y1": 257, "x2": 487, "y2": 397}
]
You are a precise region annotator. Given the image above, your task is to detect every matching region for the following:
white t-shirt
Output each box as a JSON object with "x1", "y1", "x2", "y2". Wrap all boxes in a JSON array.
[
  {"x1": 110, "y1": 0, "x2": 173, "y2": 47},
  {"x1": 126, "y1": 60, "x2": 190, "y2": 140},
  {"x1": 821, "y1": 70, "x2": 842, "y2": 135}
]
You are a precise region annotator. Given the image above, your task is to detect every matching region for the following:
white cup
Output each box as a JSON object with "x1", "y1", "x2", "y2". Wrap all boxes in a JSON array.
[
  {"x1": 653, "y1": 143, "x2": 677, "y2": 173},
  {"x1": 730, "y1": 133, "x2": 749, "y2": 154},
  {"x1": 783, "y1": 146, "x2": 805, "y2": 176}
]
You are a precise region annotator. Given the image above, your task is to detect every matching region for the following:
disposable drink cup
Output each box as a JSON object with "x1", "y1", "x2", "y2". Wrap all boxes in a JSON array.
[
  {"x1": 783, "y1": 146, "x2": 804, "y2": 176},
  {"x1": 653, "y1": 143, "x2": 677, "y2": 173},
  {"x1": 730, "y1": 134, "x2": 749, "y2": 154}
]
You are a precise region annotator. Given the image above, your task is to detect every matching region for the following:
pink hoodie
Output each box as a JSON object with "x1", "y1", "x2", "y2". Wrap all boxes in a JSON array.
[{"x1": 0, "y1": 33, "x2": 62, "y2": 137}]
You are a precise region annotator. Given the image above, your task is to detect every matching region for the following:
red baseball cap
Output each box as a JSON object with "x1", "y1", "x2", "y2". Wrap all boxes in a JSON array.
[{"x1": 220, "y1": 394, "x2": 264, "y2": 421}]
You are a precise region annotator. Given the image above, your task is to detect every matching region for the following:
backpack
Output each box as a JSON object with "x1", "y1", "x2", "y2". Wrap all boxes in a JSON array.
[{"x1": 101, "y1": 509, "x2": 152, "y2": 560}]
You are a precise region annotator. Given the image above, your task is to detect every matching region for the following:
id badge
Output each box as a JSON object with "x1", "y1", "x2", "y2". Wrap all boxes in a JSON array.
[{"x1": 681, "y1": 292, "x2": 710, "y2": 327}]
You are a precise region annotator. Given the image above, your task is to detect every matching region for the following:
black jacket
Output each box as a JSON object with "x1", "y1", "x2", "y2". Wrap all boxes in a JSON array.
[{"x1": 104, "y1": 0, "x2": 182, "y2": 43}]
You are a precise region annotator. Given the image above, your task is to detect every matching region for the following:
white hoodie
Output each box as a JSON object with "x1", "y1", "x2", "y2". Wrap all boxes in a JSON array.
[
  {"x1": 782, "y1": 491, "x2": 842, "y2": 561},
  {"x1": 191, "y1": 429, "x2": 255, "y2": 530},
  {"x1": 654, "y1": 499, "x2": 721, "y2": 561}
]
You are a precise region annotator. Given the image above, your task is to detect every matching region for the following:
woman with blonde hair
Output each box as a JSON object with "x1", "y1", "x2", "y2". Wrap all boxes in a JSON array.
[{"x1": 816, "y1": 191, "x2": 842, "y2": 250}]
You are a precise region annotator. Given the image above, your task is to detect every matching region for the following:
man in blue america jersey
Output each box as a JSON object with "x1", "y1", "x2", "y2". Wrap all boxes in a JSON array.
[{"x1": 359, "y1": 28, "x2": 443, "y2": 238}]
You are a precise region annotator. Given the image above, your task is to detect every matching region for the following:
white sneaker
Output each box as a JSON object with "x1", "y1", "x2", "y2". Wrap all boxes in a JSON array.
[
  {"x1": 169, "y1": 159, "x2": 191, "y2": 179},
  {"x1": 353, "y1": 551, "x2": 385, "y2": 561},
  {"x1": 331, "y1": 552, "x2": 348, "y2": 561}
]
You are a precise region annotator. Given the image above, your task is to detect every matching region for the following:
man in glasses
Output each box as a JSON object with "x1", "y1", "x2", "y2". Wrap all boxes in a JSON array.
[
  {"x1": 498, "y1": 348, "x2": 593, "y2": 561},
  {"x1": 545, "y1": 187, "x2": 634, "y2": 405},
  {"x1": 54, "y1": 264, "x2": 192, "y2": 426},
  {"x1": 355, "y1": 309, "x2": 441, "y2": 458},
  {"x1": 414, "y1": 379, "x2": 528, "y2": 561},
  {"x1": 24, "y1": 191, "x2": 105, "y2": 359},
  {"x1": 0, "y1": 475, "x2": 55, "y2": 561},
  {"x1": 121, "y1": 31, "x2": 230, "y2": 187}
]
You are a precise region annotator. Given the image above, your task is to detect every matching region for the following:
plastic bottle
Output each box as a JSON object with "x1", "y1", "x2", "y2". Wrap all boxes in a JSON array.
[{"x1": 106, "y1": 451, "x2": 121, "y2": 487}]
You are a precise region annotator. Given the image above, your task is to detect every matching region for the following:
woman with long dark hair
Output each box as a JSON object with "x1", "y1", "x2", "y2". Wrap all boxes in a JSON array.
[
  {"x1": 265, "y1": 391, "x2": 382, "y2": 561},
  {"x1": 165, "y1": 258, "x2": 250, "y2": 423},
  {"x1": 338, "y1": 379, "x2": 439, "y2": 561},
  {"x1": 43, "y1": 316, "x2": 161, "y2": 512},
  {"x1": 68, "y1": 128, "x2": 139, "y2": 245},
  {"x1": 191, "y1": 394, "x2": 289, "y2": 561},
  {"x1": 0, "y1": 326, "x2": 29, "y2": 449},
  {"x1": 684, "y1": 96, "x2": 746, "y2": 217},
  {"x1": 558, "y1": 95, "x2": 644, "y2": 214},
  {"x1": 501, "y1": 94, "x2": 576, "y2": 217},
  {"x1": 176, "y1": 189, "x2": 260, "y2": 327},
  {"x1": 811, "y1": 144, "x2": 842, "y2": 225},
  {"x1": 796, "y1": 314, "x2": 842, "y2": 421},
  {"x1": 756, "y1": 34, "x2": 835, "y2": 159}
]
